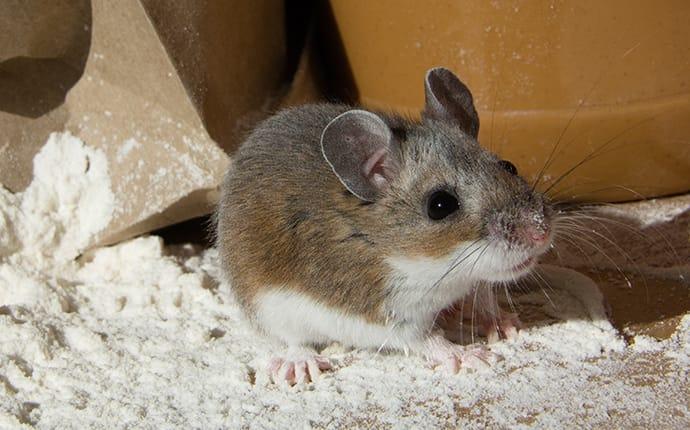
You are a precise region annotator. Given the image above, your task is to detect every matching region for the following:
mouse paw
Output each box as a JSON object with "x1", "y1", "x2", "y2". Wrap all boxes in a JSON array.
[
  {"x1": 422, "y1": 335, "x2": 498, "y2": 374},
  {"x1": 436, "y1": 299, "x2": 522, "y2": 344},
  {"x1": 478, "y1": 310, "x2": 522, "y2": 343},
  {"x1": 268, "y1": 348, "x2": 332, "y2": 386},
  {"x1": 439, "y1": 345, "x2": 498, "y2": 373}
]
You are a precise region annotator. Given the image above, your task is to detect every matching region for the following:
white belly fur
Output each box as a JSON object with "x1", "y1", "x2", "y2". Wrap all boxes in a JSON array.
[
  {"x1": 252, "y1": 241, "x2": 520, "y2": 351},
  {"x1": 255, "y1": 289, "x2": 423, "y2": 350},
  {"x1": 254, "y1": 260, "x2": 476, "y2": 352}
]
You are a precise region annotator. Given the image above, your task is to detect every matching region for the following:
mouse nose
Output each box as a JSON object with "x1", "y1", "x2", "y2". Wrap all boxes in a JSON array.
[
  {"x1": 487, "y1": 211, "x2": 550, "y2": 249},
  {"x1": 521, "y1": 223, "x2": 549, "y2": 247},
  {"x1": 486, "y1": 202, "x2": 552, "y2": 249},
  {"x1": 518, "y1": 209, "x2": 550, "y2": 248}
]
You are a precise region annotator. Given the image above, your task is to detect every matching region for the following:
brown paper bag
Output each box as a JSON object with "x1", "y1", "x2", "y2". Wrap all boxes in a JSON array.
[{"x1": 0, "y1": 0, "x2": 291, "y2": 248}]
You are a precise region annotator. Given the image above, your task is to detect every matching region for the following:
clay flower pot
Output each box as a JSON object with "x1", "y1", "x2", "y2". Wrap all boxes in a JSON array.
[{"x1": 327, "y1": 0, "x2": 690, "y2": 202}]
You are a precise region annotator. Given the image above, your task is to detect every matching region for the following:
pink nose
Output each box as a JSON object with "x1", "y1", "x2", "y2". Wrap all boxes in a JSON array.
[{"x1": 524, "y1": 225, "x2": 549, "y2": 245}]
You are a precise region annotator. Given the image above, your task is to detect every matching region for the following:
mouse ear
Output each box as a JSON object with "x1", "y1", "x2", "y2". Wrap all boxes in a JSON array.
[
  {"x1": 321, "y1": 110, "x2": 399, "y2": 201},
  {"x1": 423, "y1": 67, "x2": 480, "y2": 138}
]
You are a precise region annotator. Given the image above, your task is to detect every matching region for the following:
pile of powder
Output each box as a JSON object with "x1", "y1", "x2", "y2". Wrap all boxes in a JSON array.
[
  {"x1": 0, "y1": 132, "x2": 113, "y2": 308},
  {"x1": 0, "y1": 133, "x2": 688, "y2": 428}
]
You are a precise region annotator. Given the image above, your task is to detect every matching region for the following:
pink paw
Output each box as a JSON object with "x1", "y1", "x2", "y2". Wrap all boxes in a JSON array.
[
  {"x1": 429, "y1": 345, "x2": 497, "y2": 373},
  {"x1": 479, "y1": 311, "x2": 522, "y2": 343},
  {"x1": 268, "y1": 353, "x2": 332, "y2": 385},
  {"x1": 422, "y1": 335, "x2": 498, "y2": 374},
  {"x1": 436, "y1": 299, "x2": 523, "y2": 344}
]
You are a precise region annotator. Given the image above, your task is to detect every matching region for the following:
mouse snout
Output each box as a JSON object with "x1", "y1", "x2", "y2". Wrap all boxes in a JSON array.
[
  {"x1": 486, "y1": 206, "x2": 552, "y2": 250},
  {"x1": 520, "y1": 214, "x2": 550, "y2": 247},
  {"x1": 520, "y1": 205, "x2": 552, "y2": 249}
]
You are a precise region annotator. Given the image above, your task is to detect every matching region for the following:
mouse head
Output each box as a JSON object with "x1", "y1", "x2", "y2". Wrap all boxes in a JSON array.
[{"x1": 321, "y1": 67, "x2": 553, "y2": 283}]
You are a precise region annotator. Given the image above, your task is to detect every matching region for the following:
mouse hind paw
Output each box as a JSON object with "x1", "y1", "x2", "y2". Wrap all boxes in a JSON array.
[{"x1": 268, "y1": 347, "x2": 332, "y2": 386}]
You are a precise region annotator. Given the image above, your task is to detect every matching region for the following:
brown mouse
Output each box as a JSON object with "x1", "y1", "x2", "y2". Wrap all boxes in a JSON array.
[{"x1": 216, "y1": 67, "x2": 553, "y2": 385}]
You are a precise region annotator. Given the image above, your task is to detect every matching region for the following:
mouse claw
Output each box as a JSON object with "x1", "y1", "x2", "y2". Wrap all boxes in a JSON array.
[
  {"x1": 422, "y1": 335, "x2": 498, "y2": 374},
  {"x1": 294, "y1": 361, "x2": 308, "y2": 384},
  {"x1": 267, "y1": 349, "x2": 332, "y2": 386},
  {"x1": 462, "y1": 346, "x2": 498, "y2": 369},
  {"x1": 435, "y1": 346, "x2": 496, "y2": 373},
  {"x1": 481, "y1": 311, "x2": 522, "y2": 343},
  {"x1": 306, "y1": 356, "x2": 332, "y2": 382},
  {"x1": 503, "y1": 324, "x2": 519, "y2": 340},
  {"x1": 274, "y1": 361, "x2": 296, "y2": 385},
  {"x1": 306, "y1": 359, "x2": 321, "y2": 382},
  {"x1": 442, "y1": 356, "x2": 461, "y2": 374},
  {"x1": 487, "y1": 330, "x2": 500, "y2": 344}
]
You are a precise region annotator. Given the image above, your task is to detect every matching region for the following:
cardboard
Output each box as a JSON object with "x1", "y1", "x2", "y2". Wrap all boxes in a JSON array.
[
  {"x1": 0, "y1": 0, "x2": 292, "y2": 248},
  {"x1": 325, "y1": 0, "x2": 690, "y2": 202},
  {"x1": 140, "y1": 0, "x2": 289, "y2": 153}
]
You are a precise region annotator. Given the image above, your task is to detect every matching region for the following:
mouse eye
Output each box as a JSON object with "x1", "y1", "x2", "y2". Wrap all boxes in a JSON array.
[
  {"x1": 427, "y1": 190, "x2": 459, "y2": 220},
  {"x1": 499, "y1": 160, "x2": 518, "y2": 175}
]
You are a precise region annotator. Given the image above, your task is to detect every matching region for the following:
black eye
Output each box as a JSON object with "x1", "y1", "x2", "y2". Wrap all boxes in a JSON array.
[
  {"x1": 499, "y1": 160, "x2": 518, "y2": 175},
  {"x1": 427, "y1": 190, "x2": 459, "y2": 220}
]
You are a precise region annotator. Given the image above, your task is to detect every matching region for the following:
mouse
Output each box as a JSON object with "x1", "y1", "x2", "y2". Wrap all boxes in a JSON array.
[{"x1": 216, "y1": 67, "x2": 554, "y2": 385}]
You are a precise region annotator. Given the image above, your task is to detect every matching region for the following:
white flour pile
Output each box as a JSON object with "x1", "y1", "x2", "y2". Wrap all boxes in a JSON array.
[{"x1": 1, "y1": 133, "x2": 688, "y2": 429}]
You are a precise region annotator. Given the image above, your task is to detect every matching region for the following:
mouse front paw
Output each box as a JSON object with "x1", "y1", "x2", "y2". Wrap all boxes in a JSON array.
[
  {"x1": 438, "y1": 301, "x2": 522, "y2": 344},
  {"x1": 267, "y1": 347, "x2": 332, "y2": 386},
  {"x1": 478, "y1": 310, "x2": 522, "y2": 343},
  {"x1": 420, "y1": 334, "x2": 498, "y2": 374}
]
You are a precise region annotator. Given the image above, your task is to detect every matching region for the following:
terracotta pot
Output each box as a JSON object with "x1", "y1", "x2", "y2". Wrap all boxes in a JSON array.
[{"x1": 327, "y1": 0, "x2": 690, "y2": 202}]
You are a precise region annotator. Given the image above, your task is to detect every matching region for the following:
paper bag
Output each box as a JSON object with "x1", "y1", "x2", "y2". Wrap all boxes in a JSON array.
[{"x1": 0, "y1": 0, "x2": 291, "y2": 247}]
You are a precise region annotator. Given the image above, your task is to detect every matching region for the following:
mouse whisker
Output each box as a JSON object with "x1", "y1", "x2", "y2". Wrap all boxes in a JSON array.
[
  {"x1": 531, "y1": 69, "x2": 607, "y2": 192},
  {"x1": 532, "y1": 41, "x2": 658, "y2": 196},
  {"x1": 470, "y1": 282, "x2": 482, "y2": 345},
  {"x1": 375, "y1": 320, "x2": 401, "y2": 357},
  {"x1": 458, "y1": 296, "x2": 466, "y2": 345},
  {"x1": 423, "y1": 240, "x2": 489, "y2": 339},
  {"x1": 466, "y1": 244, "x2": 493, "y2": 343},
  {"x1": 467, "y1": 242, "x2": 492, "y2": 281},
  {"x1": 549, "y1": 183, "x2": 633, "y2": 202},
  {"x1": 488, "y1": 72, "x2": 502, "y2": 153},
  {"x1": 527, "y1": 270, "x2": 557, "y2": 311},
  {"x1": 554, "y1": 220, "x2": 634, "y2": 287},
  {"x1": 557, "y1": 217, "x2": 647, "y2": 296},
  {"x1": 552, "y1": 231, "x2": 599, "y2": 269},
  {"x1": 421, "y1": 238, "x2": 484, "y2": 302},
  {"x1": 549, "y1": 181, "x2": 661, "y2": 203},
  {"x1": 540, "y1": 114, "x2": 658, "y2": 197},
  {"x1": 560, "y1": 206, "x2": 683, "y2": 269}
]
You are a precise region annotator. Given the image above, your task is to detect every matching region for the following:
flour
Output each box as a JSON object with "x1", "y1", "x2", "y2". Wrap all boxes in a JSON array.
[
  {"x1": 115, "y1": 138, "x2": 140, "y2": 164},
  {"x1": 0, "y1": 132, "x2": 113, "y2": 270},
  {"x1": 0, "y1": 134, "x2": 688, "y2": 429},
  {"x1": 0, "y1": 132, "x2": 113, "y2": 314}
]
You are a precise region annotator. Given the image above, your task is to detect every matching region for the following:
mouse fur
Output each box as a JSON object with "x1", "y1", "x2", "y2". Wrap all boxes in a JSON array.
[{"x1": 216, "y1": 67, "x2": 553, "y2": 382}]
